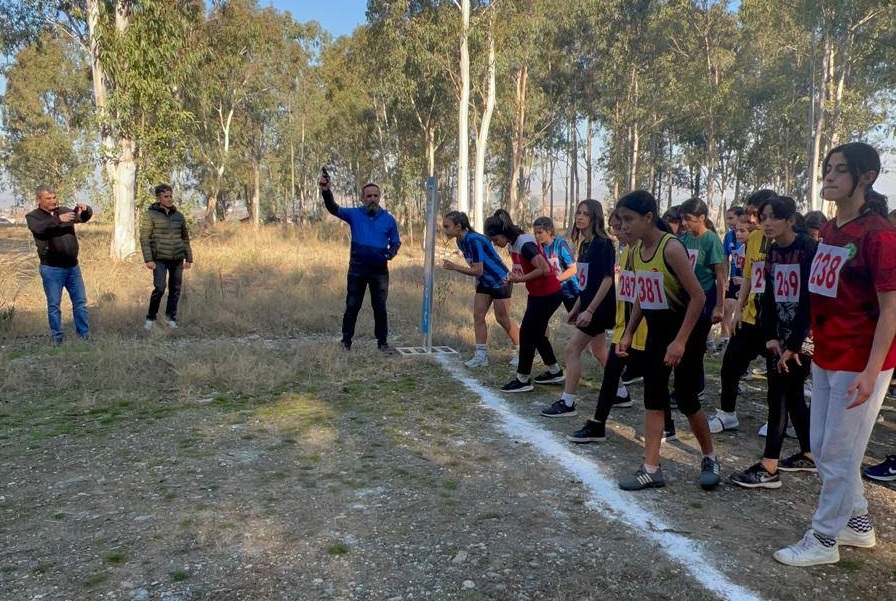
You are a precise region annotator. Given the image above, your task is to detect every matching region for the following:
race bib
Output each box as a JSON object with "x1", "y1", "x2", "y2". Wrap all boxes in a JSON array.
[
  {"x1": 773, "y1": 264, "x2": 801, "y2": 303},
  {"x1": 751, "y1": 261, "x2": 766, "y2": 293},
  {"x1": 687, "y1": 249, "x2": 699, "y2": 271},
  {"x1": 808, "y1": 243, "x2": 849, "y2": 298},
  {"x1": 635, "y1": 270, "x2": 669, "y2": 310},
  {"x1": 548, "y1": 256, "x2": 562, "y2": 274},
  {"x1": 617, "y1": 269, "x2": 637, "y2": 303},
  {"x1": 577, "y1": 263, "x2": 589, "y2": 289},
  {"x1": 733, "y1": 249, "x2": 745, "y2": 271},
  {"x1": 511, "y1": 263, "x2": 524, "y2": 277}
]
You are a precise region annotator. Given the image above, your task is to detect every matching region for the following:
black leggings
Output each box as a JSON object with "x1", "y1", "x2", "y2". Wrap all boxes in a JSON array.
[
  {"x1": 719, "y1": 321, "x2": 767, "y2": 412},
  {"x1": 517, "y1": 292, "x2": 563, "y2": 375},
  {"x1": 764, "y1": 353, "x2": 811, "y2": 459}
]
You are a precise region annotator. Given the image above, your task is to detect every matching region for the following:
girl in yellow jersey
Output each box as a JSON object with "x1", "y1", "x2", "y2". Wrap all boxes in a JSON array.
[
  {"x1": 615, "y1": 191, "x2": 721, "y2": 491},
  {"x1": 707, "y1": 189, "x2": 776, "y2": 433}
]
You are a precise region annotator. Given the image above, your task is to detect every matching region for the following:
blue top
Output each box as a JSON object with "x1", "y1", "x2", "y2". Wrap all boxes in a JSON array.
[
  {"x1": 457, "y1": 231, "x2": 508, "y2": 289},
  {"x1": 542, "y1": 237, "x2": 580, "y2": 298},
  {"x1": 323, "y1": 190, "x2": 401, "y2": 275},
  {"x1": 723, "y1": 229, "x2": 743, "y2": 279}
]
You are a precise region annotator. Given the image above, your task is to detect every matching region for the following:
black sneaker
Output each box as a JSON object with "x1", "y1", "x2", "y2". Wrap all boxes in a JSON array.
[
  {"x1": 501, "y1": 378, "x2": 533, "y2": 393},
  {"x1": 619, "y1": 466, "x2": 665, "y2": 490},
  {"x1": 620, "y1": 370, "x2": 643, "y2": 385},
  {"x1": 634, "y1": 424, "x2": 676, "y2": 444},
  {"x1": 540, "y1": 399, "x2": 577, "y2": 418},
  {"x1": 730, "y1": 462, "x2": 781, "y2": 489},
  {"x1": 533, "y1": 369, "x2": 565, "y2": 385},
  {"x1": 699, "y1": 456, "x2": 722, "y2": 490},
  {"x1": 378, "y1": 344, "x2": 398, "y2": 356},
  {"x1": 612, "y1": 394, "x2": 633, "y2": 408},
  {"x1": 778, "y1": 452, "x2": 817, "y2": 472},
  {"x1": 567, "y1": 420, "x2": 606, "y2": 443}
]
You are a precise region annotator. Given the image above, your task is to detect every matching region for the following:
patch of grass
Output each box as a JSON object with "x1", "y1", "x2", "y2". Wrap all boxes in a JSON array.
[
  {"x1": 104, "y1": 551, "x2": 128, "y2": 564},
  {"x1": 169, "y1": 569, "x2": 190, "y2": 582},
  {"x1": 327, "y1": 544, "x2": 349, "y2": 555},
  {"x1": 443, "y1": 479, "x2": 458, "y2": 490},
  {"x1": 837, "y1": 559, "x2": 864, "y2": 572}
]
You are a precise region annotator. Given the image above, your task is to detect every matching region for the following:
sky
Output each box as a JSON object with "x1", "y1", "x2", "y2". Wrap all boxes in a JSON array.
[{"x1": 267, "y1": 0, "x2": 369, "y2": 38}]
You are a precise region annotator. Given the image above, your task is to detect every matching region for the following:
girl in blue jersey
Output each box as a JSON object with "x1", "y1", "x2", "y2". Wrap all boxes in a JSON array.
[
  {"x1": 442, "y1": 211, "x2": 520, "y2": 368},
  {"x1": 533, "y1": 217, "x2": 580, "y2": 311}
]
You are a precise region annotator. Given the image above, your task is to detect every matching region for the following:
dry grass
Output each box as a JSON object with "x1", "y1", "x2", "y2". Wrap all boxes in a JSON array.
[{"x1": 0, "y1": 222, "x2": 529, "y2": 406}]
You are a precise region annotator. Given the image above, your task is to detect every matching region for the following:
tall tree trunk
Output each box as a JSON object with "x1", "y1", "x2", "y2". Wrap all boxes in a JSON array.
[
  {"x1": 456, "y1": 0, "x2": 471, "y2": 214},
  {"x1": 472, "y1": 35, "x2": 496, "y2": 231},
  {"x1": 509, "y1": 65, "x2": 527, "y2": 215},
  {"x1": 585, "y1": 116, "x2": 593, "y2": 198},
  {"x1": 252, "y1": 161, "x2": 261, "y2": 228}
]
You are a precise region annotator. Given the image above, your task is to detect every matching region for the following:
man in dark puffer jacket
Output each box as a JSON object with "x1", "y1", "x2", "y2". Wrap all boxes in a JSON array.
[{"x1": 140, "y1": 184, "x2": 193, "y2": 330}]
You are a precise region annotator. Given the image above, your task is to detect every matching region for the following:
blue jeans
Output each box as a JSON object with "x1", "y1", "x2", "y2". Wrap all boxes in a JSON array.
[
  {"x1": 39, "y1": 264, "x2": 89, "y2": 342},
  {"x1": 146, "y1": 260, "x2": 184, "y2": 321},
  {"x1": 343, "y1": 273, "x2": 389, "y2": 346}
]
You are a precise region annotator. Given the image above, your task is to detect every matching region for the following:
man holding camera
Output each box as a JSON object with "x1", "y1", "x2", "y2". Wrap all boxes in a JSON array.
[
  {"x1": 319, "y1": 173, "x2": 401, "y2": 354},
  {"x1": 25, "y1": 185, "x2": 93, "y2": 344}
]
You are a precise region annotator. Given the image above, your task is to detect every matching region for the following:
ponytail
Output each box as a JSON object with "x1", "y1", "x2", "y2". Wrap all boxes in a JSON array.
[{"x1": 862, "y1": 187, "x2": 889, "y2": 218}]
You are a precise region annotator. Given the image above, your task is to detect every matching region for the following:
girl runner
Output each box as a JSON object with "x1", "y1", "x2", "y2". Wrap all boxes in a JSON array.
[
  {"x1": 441, "y1": 211, "x2": 520, "y2": 368},
  {"x1": 539, "y1": 200, "x2": 616, "y2": 417},
  {"x1": 774, "y1": 142, "x2": 896, "y2": 566},
  {"x1": 615, "y1": 191, "x2": 721, "y2": 491},
  {"x1": 730, "y1": 195, "x2": 816, "y2": 489},
  {"x1": 485, "y1": 210, "x2": 565, "y2": 392}
]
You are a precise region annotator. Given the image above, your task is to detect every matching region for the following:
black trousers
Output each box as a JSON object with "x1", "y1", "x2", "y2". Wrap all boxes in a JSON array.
[
  {"x1": 517, "y1": 292, "x2": 563, "y2": 375},
  {"x1": 763, "y1": 352, "x2": 811, "y2": 459},
  {"x1": 343, "y1": 272, "x2": 389, "y2": 346},
  {"x1": 719, "y1": 321, "x2": 767, "y2": 412},
  {"x1": 146, "y1": 259, "x2": 184, "y2": 321}
]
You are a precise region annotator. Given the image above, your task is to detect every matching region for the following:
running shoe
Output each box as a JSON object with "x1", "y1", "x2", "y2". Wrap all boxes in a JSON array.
[
  {"x1": 500, "y1": 378, "x2": 533, "y2": 393},
  {"x1": 774, "y1": 530, "x2": 839, "y2": 567},
  {"x1": 540, "y1": 399, "x2": 578, "y2": 418},
  {"x1": 707, "y1": 410, "x2": 739, "y2": 433},
  {"x1": 863, "y1": 455, "x2": 896, "y2": 482},
  {"x1": 778, "y1": 452, "x2": 816, "y2": 472},
  {"x1": 699, "y1": 456, "x2": 722, "y2": 490},
  {"x1": 729, "y1": 462, "x2": 781, "y2": 489},
  {"x1": 837, "y1": 519, "x2": 876, "y2": 548},
  {"x1": 533, "y1": 369, "x2": 565, "y2": 385},
  {"x1": 619, "y1": 466, "x2": 665, "y2": 491},
  {"x1": 612, "y1": 394, "x2": 634, "y2": 408},
  {"x1": 464, "y1": 354, "x2": 489, "y2": 368},
  {"x1": 567, "y1": 420, "x2": 606, "y2": 443}
]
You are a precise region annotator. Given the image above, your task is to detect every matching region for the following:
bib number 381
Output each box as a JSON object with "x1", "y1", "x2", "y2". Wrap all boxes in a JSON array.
[
  {"x1": 635, "y1": 270, "x2": 668, "y2": 310},
  {"x1": 808, "y1": 243, "x2": 849, "y2": 298}
]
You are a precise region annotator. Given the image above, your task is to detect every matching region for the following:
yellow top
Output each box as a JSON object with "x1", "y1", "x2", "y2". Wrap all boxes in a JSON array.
[
  {"x1": 632, "y1": 233, "x2": 688, "y2": 313},
  {"x1": 613, "y1": 245, "x2": 648, "y2": 350},
  {"x1": 742, "y1": 229, "x2": 770, "y2": 325}
]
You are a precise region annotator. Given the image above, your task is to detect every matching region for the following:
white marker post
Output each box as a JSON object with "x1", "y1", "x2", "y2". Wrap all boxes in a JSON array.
[{"x1": 397, "y1": 176, "x2": 456, "y2": 357}]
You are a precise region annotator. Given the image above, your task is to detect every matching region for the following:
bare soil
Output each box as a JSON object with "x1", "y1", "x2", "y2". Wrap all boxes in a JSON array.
[{"x1": 1, "y1": 334, "x2": 895, "y2": 601}]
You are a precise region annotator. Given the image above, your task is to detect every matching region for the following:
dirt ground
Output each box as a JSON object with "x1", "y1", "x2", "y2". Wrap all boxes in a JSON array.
[{"x1": 1, "y1": 334, "x2": 895, "y2": 601}]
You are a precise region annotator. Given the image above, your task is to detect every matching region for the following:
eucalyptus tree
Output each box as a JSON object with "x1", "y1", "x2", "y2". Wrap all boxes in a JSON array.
[
  {"x1": 1, "y1": 33, "x2": 95, "y2": 203},
  {"x1": 0, "y1": 0, "x2": 203, "y2": 258}
]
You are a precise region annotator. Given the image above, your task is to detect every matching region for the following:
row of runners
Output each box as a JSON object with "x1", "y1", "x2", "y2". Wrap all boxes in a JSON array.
[{"x1": 441, "y1": 141, "x2": 896, "y2": 567}]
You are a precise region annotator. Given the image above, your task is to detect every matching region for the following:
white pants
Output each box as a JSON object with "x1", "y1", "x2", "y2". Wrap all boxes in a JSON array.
[{"x1": 810, "y1": 364, "x2": 893, "y2": 536}]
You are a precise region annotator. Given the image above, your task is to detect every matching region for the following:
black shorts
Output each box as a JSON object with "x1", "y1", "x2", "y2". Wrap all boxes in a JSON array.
[
  {"x1": 476, "y1": 281, "x2": 513, "y2": 300},
  {"x1": 725, "y1": 280, "x2": 741, "y2": 300}
]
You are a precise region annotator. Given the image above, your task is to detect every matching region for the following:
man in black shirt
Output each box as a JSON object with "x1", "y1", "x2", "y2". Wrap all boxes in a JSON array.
[{"x1": 25, "y1": 185, "x2": 93, "y2": 344}]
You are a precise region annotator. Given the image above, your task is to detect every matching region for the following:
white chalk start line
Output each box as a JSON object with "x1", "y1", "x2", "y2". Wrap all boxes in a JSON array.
[{"x1": 438, "y1": 356, "x2": 766, "y2": 601}]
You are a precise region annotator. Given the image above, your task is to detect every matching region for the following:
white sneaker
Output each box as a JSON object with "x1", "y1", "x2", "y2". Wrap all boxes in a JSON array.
[
  {"x1": 508, "y1": 355, "x2": 519, "y2": 367},
  {"x1": 144, "y1": 320, "x2": 154, "y2": 331},
  {"x1": 165, "y1": 319, "x2": 178, "y2": 329},
  {"x1": 774, "y1": 530, "x2": 839, "y2": 566},
  {"x1": 464, "y1": 354, "x2": 489, "y2": 368},
  {"x1": 707, "y1": 410, "x2": 739, "y2": 434},
  {"x1": 836, "y1": 526, "x2": 876, "y2": 548},
  {"x1": 758, "y1": 422, "x2": 767, "y2": 437}
]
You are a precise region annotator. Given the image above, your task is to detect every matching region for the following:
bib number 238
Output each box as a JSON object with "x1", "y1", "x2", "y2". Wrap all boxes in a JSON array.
[{"x1": 808, "y1": 243, "x2": 849, "y2": 298}]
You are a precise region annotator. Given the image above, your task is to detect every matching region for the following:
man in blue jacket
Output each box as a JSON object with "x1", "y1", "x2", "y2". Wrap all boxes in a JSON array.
[
  {"x1": 25, "y1": 185, "x2": 93, "y2": 344},
  {"x1": 320, "y1": 174, "x2": 401, "y2": 354}
]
